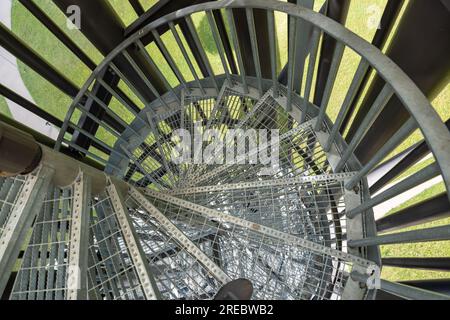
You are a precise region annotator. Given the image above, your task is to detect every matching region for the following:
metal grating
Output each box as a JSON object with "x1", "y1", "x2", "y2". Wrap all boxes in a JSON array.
[
  {"x1": 123, "y1": 105, "x2": 187, "y2": 190},
  {"x1": 186, "y1": 86, "x2": 277, "y2": 182},
  {"x1": 170, "y1": 173, "x2": 357, "y2": 250},
  {"x1": 10, "y1": 185, "x2": 73, "y2": 300},
  {"x1": 0, "y1": 175, "x2": 26, "y2": 239},
  {"x1": 125, "y1": 197, "x2": 223, "y2": 300},
  {"x1": 87, "y1": 193, "x2": 146, "y2": 300},
  {"x1": 141, "y1": 191, "x2": 354, "y2": 300},
  {"x1": 120, "y1": 84, "x2": 327, "y2": 192},
  {"x1": 190, "y1": 118, "x2": 331, "y2": 187},
  {"x1": 179, "y1": 88, "x2": 229, "y2": 186}
]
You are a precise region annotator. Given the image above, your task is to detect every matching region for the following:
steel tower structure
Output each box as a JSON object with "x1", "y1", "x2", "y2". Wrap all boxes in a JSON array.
[{"x1": 0, "y1": 0, "x2": 449, "y2": 300}]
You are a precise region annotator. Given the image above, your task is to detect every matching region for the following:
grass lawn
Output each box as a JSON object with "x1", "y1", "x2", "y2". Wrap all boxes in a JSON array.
[
  {"x1": 381, "y1": 182, "x2": 450, "y2": 281},
  {"x1": 0, "y1": 96, "x2": 12, "y2": 118},
  {"x1": 3, "y1": 0, "x2": 449, "y2": 282}
]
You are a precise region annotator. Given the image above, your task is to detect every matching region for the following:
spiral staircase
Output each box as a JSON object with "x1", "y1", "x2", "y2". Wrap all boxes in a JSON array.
[{"x1": 0, "y1": 0, "x2": 449, "y2": 300}]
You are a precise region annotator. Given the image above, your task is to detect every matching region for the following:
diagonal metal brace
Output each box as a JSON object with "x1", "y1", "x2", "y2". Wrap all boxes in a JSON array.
[
  {"x1": 129, "y1": 186, "x2": 231, "y2": 285},
  {"x1": 142, "y1": 188, "x2": 376, "y2": 271},
  {"x1": 107, "y1": 178, "x2": 161, "y2": 300}
]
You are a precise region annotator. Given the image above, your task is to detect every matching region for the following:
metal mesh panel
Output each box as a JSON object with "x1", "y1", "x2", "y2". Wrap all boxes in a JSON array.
[
  {"x1": 170, "y1": 174, "x2": 353, "y2": 251},
  {"x1": 121, "y1": 85, "x2": 326, "y2": 192},
  {"x1": 177, "y1": 92, "x2": 218, "y2": 187},
  {"x1": 124, "y1": 196, "x2": 223, "y2": 300},
  {"x1": 185, "y1": 87, "x2": 277, "y2": 182},
  {"x1": 87, "y1": 194, "x2": 146, "y2": 300},
  {"x1": 173, "y1": 87, "x2": 259, "y2": 185},
  {"x1": 192, "y1": 119, "x2": 331, "y2": 187},
  {"x1": 142, "y1": 192, "x2": 353, "y2": 300},
  {"x1": 0, "y1": 175, "x2": 26, "y2": 239},
  {"x1": 121, "y1": 106, "x2": 185, "y2": 190},
  {"x1": 11, "y1": 185, "x2": 73, "y2": 300}
]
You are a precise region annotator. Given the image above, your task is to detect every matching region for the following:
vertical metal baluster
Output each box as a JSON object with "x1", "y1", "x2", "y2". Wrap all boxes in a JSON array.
[
  {"x1": 347, "y1": 163, "x2": 440, "y2": 218},
  {"x1": 169, "y1": 22, "x2": 205, "y2": 95},
  {"x1": 55, "y1": 77, "x2": 95, "y2": 151},
  {"x1": 287, "y1": 16, "x2": 298, "y2": 112},
  {"x1": 351, "y1": 272, "x2": 450, "y2": 300},
  {"x1": 349, "y1": 223, "x2": 450, "y2": 248},
  {"x1": 314, "y1": 42, "x2": 345, "y2": 131},
  {"x1": 73, "y1": 103, "x2": 128, "y2": 145},
  {"x1": 324, "y1": 59, "x2": 370, "y2": 151},
  {"x1": 185, "y1": 15, "x2": 219, "y2": 92},
  {"x1": 226, "y1": 9, "x2": 248, "y2": 94},
  {"x1": 206, "y1": 10, "x2": 232, "y2": 84},
  {"x1": 109, "y1": 63, "x2": 149, "y2": 106},
  {"x1": 335, "y1": 84, "x2": 395, "y2": 171},
  {"x1": 67, "y1": 123, "x2": 127, "y2": 161},
  {"x1": 302, "y1": 27, "x2": 321, "y2": 123},
  {"x1": 267, "y1": 10, "x2": 278, "y2": 98},
  {"x1": 96, "y1": 78, "x2": 143, "y2": 119},
  {"x1": 84, "y1": 90, "x2": 135, "y2": 132},
  {"x1": 135, "y1": 40, "x2": 180, "y2": 104},
  {"x1": 122, "y1": 50, "x2": 169, "y2": 109},
  {"x1": 246, "y1": 8, "x2": 263, "y2": 97},
  {"x1": 151, "y1": 30, "x2": 189, "y2": 91},
  {"x1": 345, "y1": 117, "x2": 417, "y2": 189}
]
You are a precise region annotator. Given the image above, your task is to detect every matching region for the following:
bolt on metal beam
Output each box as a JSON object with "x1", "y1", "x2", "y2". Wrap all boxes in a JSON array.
[
  {"x1": 67, "y1": 171, "x2": 91, "y2": 300},
  {"x1": 107, "y1": 178, "x2": 161, "y2": 300},
  {"x1": 129, "y1": 186, "x2": 231, "y2": 285}
]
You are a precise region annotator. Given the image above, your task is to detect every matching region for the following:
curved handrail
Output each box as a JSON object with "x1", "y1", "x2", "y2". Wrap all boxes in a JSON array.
[{"x1": 57, "y1": 0, "x2": 450, "y2": 200}]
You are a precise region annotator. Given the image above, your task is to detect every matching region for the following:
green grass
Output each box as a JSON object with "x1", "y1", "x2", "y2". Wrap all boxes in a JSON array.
[
  {"x1": 140, "y1": 0, "x2": 159, "y2": 11},
  {"x1": 9, "y1": 0, "x2": 390, "y2": 124},
  {"x1": 108, "y1": 0, "x2": 139, "y2": 26},
  {"x1": 0, "y1": 96, "x2": 12, "y2": 118},
  {"x1": 381, "y1": 183, "x2": 450, "y2": 281},
  {"x1": 11, "y1": 0, "x2": 103, "y2": 123},
  {"x1": 386, "y1": 182, "x2": 446, "y2": 217},
  {"x1": 390, "y1": 157, "x2": 435, "y2": 185}
]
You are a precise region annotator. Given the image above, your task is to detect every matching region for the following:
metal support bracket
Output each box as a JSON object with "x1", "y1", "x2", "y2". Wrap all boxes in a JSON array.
[
  {"x1": 67, "y1": 171, "x2": 91, "y2": 300},
  {"x1": 106, "y1": 178, "x2": 161, "y2": 300},
  {"x1": 142, "y1": 188, "x2": 376, "y2": 269},
  {"x1": 342, "y1": 179, "x2": 369, "y2": 300},
  {"x1": 170, "y1": 172, "x2": 357, "y2": 195},
  {"x1": 129, "y1": 186, "x2": 231, "y2": 285}
]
